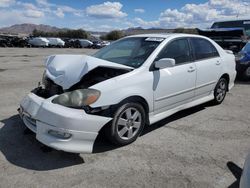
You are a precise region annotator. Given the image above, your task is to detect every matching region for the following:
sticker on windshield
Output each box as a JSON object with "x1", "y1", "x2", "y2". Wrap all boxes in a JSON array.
[
  {"x1": 145, "y1": 37, "x2": 164, "y2": 42},
  {"x1": 243, "y1": 21, "x2": 250, "y2": 24}
]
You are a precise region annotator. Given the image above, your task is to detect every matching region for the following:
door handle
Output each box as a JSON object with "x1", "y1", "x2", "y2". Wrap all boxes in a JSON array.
[
  {"x1": 188, "y1": 66, "x2": 195, "y2": 72},
  {"x1": 216, "y1": 61, "x2": 221, "y2": 65}
]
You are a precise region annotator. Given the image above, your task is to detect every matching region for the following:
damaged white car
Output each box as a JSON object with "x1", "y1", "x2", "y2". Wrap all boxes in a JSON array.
[{"x1": 18, "y1": 34, "x2": 236, "y2": 153}]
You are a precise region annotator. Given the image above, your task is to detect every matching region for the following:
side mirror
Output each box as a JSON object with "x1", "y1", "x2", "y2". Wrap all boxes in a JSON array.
[{"x1": 154, "y1": 58, "x2": 175, "y2": 69}]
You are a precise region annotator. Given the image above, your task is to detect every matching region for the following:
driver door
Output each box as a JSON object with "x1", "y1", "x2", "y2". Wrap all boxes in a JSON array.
[{"x1": 153, "y1": 38, "x2": 196, "y2": 114}]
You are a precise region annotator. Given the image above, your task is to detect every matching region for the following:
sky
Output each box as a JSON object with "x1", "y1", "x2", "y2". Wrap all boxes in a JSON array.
[{"x1": 0, "y1": 0, "x2": 249, "y2": 31}]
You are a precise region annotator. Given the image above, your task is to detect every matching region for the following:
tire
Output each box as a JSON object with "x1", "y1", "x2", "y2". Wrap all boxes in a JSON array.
[
  {"x1": 105, "y1": 102, "x2": 146, "y2": 146},
  {"x1": 213, "y1": 77, "x2": 228, "y2": 105}
]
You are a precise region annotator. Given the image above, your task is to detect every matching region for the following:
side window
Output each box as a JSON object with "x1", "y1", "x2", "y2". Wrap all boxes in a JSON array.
[
  {"x1": 156, "y1": 38, "x2": 191, "y2": 65},
  {"x1": 191, "y1": 38, "x2": 219, "y2": 60}
]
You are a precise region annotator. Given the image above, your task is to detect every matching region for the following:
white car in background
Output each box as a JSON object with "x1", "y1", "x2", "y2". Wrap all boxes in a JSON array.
[
  {"x1": 28, "y1": 37, "x2": 49, "y2": 47},
  {"x1": 19, "y1": 34, "x2": 236, "y2": 153},
  {"x1": 47, "y1": 38, "x2": 65, "y2": 47},
  {"x1": 78, "y1": 39, "x2": 93, "y2": 48}
]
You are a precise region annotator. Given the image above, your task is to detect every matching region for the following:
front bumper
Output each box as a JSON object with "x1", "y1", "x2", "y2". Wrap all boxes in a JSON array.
[{"x1": 19, "y1": 93, "x2": 112, "y2": 153}]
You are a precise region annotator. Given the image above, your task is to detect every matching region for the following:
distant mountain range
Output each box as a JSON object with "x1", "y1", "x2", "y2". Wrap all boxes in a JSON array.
[
  {"x1": 0, "y1": 23, "x2": 67, "y2": 35},
  {"x1": 0, "y1": 23, "x2": 176, "y2": 36}
]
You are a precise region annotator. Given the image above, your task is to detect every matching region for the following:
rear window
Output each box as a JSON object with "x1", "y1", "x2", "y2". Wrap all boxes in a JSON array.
[{"x1": 190, "y1": 38, "x2": 219, "y2": 60}]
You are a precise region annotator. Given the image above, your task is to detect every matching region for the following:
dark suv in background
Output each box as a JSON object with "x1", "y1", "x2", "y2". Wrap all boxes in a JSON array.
[{"x1": 236, "y1": 42, "x2": 250, "y2": 80}]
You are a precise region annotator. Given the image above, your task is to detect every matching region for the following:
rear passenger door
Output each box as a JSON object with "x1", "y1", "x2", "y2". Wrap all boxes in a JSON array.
[{"x1": 190, "y1": 38, "x2": 222, "y2": 99}]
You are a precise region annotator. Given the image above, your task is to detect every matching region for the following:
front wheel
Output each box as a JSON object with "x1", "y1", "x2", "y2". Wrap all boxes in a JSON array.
[
  {"x1": 213, "y1": 78, "x2": 228, "y2": 105},
  {"x1": 105, "y1": 102, "x2": 146, "y2": 146}
]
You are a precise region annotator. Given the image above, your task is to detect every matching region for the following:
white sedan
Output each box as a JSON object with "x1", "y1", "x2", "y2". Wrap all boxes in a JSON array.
[
  {"x1": 28, "y1": 37, "x2": 49, "y2": 47},
  {"x1": 19, "y1": 34, "x2": 236, "y2": 153}
]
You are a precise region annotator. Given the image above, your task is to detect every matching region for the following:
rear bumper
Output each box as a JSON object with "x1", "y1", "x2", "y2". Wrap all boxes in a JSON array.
[{"x1": 19, "y1": 93, "x2": 112, "y2": 153}]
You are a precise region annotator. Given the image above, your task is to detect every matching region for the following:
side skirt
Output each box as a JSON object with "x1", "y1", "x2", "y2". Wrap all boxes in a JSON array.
[{"x1": 149, "y1": 93, "x2": 214, "y2": 125}]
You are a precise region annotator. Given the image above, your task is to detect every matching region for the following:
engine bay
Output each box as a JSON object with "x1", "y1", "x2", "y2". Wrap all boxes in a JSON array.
[{"x1": 33, "y1": 66, "x2": 130, "y2": 99}]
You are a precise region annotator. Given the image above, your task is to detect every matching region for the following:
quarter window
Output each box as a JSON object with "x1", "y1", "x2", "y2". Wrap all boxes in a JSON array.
[
  {"x1": 156, "y1": 39, "x2": 191, "y2": 65},
  {"x1": 191, "y1": 38, "x2": 219, "y2": 60}
]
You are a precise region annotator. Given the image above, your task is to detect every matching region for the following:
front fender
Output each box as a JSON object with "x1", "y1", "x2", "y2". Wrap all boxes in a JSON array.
[{"x1": 89, "y1": 69, "x2": 154, "y2": 112}]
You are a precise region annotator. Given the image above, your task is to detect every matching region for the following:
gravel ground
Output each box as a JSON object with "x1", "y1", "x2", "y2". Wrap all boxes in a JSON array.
[{"x1": 0, "y1": 48, "x2": 250, "y2": 188}]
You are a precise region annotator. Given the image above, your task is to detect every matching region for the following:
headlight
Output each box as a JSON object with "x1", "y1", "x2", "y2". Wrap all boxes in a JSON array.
[{"x1": 52, "y1": 89, "x2": 101, "y2": 108}]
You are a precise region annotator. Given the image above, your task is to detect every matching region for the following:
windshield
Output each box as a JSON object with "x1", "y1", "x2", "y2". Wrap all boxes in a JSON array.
[
  {"x1": 211, "y1": 20, "x2": 250, "y2": 37},
  {"x1": 93, "y1": 37, "x2": 164, "y2": 68}
]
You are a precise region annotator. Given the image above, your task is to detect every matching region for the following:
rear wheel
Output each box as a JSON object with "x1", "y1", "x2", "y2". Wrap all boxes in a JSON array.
[
  {"x1": 213, "y1": 78, "x2": 228, "y2": 105},
  {"x1": 106, "y1": 102, "x2": 145, "y2": 146}
]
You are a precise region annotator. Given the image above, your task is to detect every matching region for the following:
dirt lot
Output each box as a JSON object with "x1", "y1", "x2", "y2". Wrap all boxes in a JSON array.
[{"x1": 0, "y1": 48, "x2": 250, "y2": 188}]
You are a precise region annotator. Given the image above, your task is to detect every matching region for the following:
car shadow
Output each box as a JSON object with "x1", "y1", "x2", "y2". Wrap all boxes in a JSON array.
[
  {"x1": 0, "y1": 115, "x2": 84, "y2": 171},
  {"x1": 235, "y1": 80, "x2": 250, "y2": 85},
  {"x1": 93, "y1": 102, "x2": 210, "y2": 153},
  {"x1": 227, "y1": 161, "x2": 243, "y2": 188},
  {"x1": 0, "y1": 102, "x2": 212, "y2": 170},
  {"x1": 141, "y1": 103, "x2": 207, "y2": 136}
]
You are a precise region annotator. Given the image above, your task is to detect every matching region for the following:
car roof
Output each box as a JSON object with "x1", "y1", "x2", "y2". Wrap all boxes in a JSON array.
[{"x1": 125, "y1": 33, "x2": 201, "y2": 39}]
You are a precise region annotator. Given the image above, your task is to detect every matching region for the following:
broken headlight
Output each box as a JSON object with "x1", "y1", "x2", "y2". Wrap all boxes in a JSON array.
[{"x1": 52, "y1": 89, "x2": 101, "y2": 108}]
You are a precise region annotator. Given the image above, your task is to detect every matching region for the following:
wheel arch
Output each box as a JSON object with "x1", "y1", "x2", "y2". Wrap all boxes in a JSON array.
[
  {"x1": 220, "y1": 73, "x2": 230, "y2": 91},
  {"x1": 112, "y1": 95, "x2": 150, "y2": 125}
]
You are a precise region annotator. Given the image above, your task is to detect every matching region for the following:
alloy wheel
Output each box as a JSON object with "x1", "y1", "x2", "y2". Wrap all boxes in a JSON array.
[
  {"x1": 215, "y1": 80, "x2": 227, "y2": 102},
  {"x1": 116, "y1": 107, "x2": 142, "y2": 140}
]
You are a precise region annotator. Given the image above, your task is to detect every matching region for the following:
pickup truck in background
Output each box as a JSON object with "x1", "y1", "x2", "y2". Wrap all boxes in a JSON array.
[{"x1": 198, "y1": 19, "x2": 250, "y2": 53}]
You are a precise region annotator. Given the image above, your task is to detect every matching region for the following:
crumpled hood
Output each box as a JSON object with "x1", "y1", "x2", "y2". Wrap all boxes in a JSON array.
[{"x1": 45, "y1": 54, "x2": 133, "y2": 90}]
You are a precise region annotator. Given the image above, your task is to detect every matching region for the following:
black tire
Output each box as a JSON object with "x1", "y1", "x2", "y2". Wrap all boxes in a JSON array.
[
  {"x1": 213, "y1": 77, "x2": 228, "y2": 105},
  {"x1": 105, "y1": 102, "x2": 146, "y2": 146}
]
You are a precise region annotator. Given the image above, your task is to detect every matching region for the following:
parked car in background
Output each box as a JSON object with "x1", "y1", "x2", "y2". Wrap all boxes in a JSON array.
[
  {"x1": 240, "y1": 152, "x2": 250, "y2": 188},
  {"x1": 28, "y1": 37, "x2": 49, "y2": 47},
  {"x1": 63, "y1": 38, "x2": 80, "y2": 48},
  {"x1": 198, "y1": 19, "x2": 250, "y2": 53},
  {"x1": 102, "y1": 40, "x2": 110, "y2": 47},
  {"x1": 78, "y1": 39, "x2": 93, "y2": 48},
  {"x1": 92, "y1": 40, "x2": 103, "y2": 49},
  {"x1": 47, "y1": 38, "x2": 65, "y2": 47},
  {"x1": 18, "y1": 34, "x2": 236, "y2": 153},
  {"x1": 10, "y1": 37, "x2": 30, "y2": 48},
  {"x1": 235, "y1": 42, "x2": 250, "y2": 80},
  {"x1": 0, "y1": 37, "x2": 10, "y2": 47},
  {"x1": 92, "y1": 40, "x2": 110, "y2": 49}
]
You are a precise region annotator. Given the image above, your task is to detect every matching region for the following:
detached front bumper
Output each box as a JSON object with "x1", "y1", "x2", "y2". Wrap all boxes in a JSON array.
[{"x1": 18, "y1": 93, "x2": 112, "y2": 153}]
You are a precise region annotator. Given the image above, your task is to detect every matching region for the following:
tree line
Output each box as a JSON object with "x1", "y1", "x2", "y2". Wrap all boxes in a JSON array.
[
  {"x1": 32, "y1": 28, "x2": 198, "y2": 41},
  {"x1": 32, "y1": 29, "x2": 90, "y2": 39}
]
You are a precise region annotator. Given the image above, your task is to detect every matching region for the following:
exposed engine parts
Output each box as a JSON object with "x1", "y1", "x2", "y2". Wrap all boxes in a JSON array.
[{"x1": 33, "y1": 66, "x2": 130, "y2": 99}]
